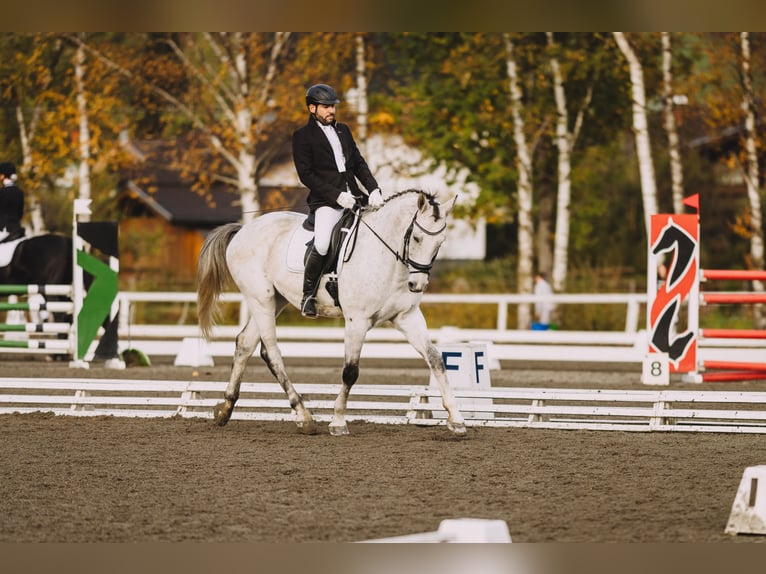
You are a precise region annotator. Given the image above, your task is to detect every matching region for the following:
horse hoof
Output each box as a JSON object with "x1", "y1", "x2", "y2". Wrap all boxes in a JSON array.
[
  {"x1": 296, "y1": 420, "x2": 318, "y2": 435},
  {"x1": 329, "y1": 424, "x2": 350, "y2": 436},
  {"x1": 213, "y1": 402, "x2": 232, "y2": 427},
  {"x1": 447, "y1": 421, "x2": 467, "y2": 437}
]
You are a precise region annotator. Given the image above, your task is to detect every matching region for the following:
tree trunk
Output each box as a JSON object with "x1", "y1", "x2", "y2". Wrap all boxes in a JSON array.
[
  {"x1": 547, "y1": 32, "x2": 572, "y2": 295},
  {"x1": 740, "y1": 31, "x2": 765, "y2": 327},
  {"x1": 662, "y1": 32, "x2": 685, "y2": 215},
  {"x1": 613, "y1": 32, "x2": 659, "y2": 240},
  {"x1": 355, "y1": 33, "x2": 369, "y2": 157},
  {"x1": 75, "y1": 40, "x2": 92, "y2": 222},
  {"x1": 15, "y1": 105, "x2": 46, "y2": 234},
  {"x1": 504, "y1": 33, "x2": 534, "y2": 329}
]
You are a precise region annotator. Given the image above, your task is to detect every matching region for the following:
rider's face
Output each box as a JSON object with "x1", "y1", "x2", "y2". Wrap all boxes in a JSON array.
[{"x1": 311, "y1": 103, "x2": 336, "y2": 125}]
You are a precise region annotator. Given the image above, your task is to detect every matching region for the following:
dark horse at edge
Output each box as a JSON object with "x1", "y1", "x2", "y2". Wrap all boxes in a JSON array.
[{"x1": 0, "y1": 234, "x2": 73, "y2": 286}]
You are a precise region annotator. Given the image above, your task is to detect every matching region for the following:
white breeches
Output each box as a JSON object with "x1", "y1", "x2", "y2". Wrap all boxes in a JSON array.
[{"x1": 313, "y1": 206, "x2": 344, "y2": 256}]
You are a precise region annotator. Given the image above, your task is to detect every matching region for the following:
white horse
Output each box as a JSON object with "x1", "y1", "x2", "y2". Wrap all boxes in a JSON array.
[{"x1": 196, "y1": 188, "x2": 467, "y2": 437}]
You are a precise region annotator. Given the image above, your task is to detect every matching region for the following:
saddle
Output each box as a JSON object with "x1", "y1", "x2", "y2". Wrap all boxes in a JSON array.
[
  {"x1": 0, "y1": 235, "x2": 25, "y2": 268},
  {"x1": 302, "y1": 209, "x2": 360, "y2": 308}
]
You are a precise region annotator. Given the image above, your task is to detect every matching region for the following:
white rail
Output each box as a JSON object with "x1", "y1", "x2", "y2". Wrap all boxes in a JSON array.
[
  {"x1": 111, "y1": 291, "x2": 766, "y2": 365},
  {"x1": 3, "y1": 378, "x2": 766, "y2": 433},
  {"x1": 117, "y1": 291, "x2": 647, "y2": 335}
]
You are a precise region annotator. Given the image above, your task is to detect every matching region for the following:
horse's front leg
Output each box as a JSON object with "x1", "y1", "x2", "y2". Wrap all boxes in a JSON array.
[
  {"x1": 329, "y1": 318, "x2": 369, "y2": 436},
  {"x1": 393, "y1": 308, "x2": 467, "y2": 436}
]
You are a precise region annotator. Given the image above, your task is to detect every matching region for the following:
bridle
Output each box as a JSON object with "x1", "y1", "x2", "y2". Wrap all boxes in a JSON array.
[{"x1": 356, "y1": 191, "x2": 447, "y2": 276}]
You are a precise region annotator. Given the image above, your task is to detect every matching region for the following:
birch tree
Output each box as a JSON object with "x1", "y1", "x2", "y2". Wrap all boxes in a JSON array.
[
  {"x1": 662, "y1": 32, "x2": 685, "y2": 215},
  {"x1": 613, "y1": 32, "x2": 659, "y2": 239},
  {"x1": 354, "y1": 33, "x2": 369, "y2": 156},
  {"x1": 69, "y1": 32, "x2": 300, "y2": 224},
  {"x1": 504, "y1": 33, "x2": 535, "y2": 328},
  {"x1": 1, "y1": 34, "x2": 66, "y2": 233},
  {"x1": 1, "y1": 34, "x2": 128, "y2": 232},
  {"x1": 74, "y1": 37, "x2": 91, "y2": 220},
  {"x1": 546, "y1": 32, "x2": 593, "y2": 293},
  {"x1": 740, "y1": 31, "x2": 765, "y2": 326}
]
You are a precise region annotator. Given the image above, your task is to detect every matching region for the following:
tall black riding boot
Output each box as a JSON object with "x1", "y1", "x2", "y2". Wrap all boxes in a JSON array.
[{"x1": 301, "y1": 247, "x2": 326, "y2": 318}]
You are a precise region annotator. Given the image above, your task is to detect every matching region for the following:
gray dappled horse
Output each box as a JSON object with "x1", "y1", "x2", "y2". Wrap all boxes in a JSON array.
[{"x1": 196, "y1": 188, "x2": 467, "y2": 437}]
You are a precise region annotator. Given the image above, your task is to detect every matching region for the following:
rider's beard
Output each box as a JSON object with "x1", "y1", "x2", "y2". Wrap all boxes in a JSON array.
[{"x1": 314, "y1": 112, "x2": 335, "y2": 126}]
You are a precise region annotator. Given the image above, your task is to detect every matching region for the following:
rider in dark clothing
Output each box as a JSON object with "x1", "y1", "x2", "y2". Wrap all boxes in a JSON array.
[
  {"x1": 0, "y1": 162, "x2": 25, "y2": 244},
  {"x1": 292, "y1": 83, "x2": 383, "y2": 317}
]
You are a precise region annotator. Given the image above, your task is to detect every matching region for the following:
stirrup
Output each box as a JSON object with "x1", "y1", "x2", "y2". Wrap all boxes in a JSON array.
[{"x1": 301, "y1": 295, "x2": 318, "y2": 318}]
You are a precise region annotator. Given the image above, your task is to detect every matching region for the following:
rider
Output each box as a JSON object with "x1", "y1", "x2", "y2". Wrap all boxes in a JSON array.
[
  {"x1": 292, "y1": 83, "x2": 384, "y2": 318},
  {"x1": 0, "y1": 162, "x2": 25, "y2": 244}
]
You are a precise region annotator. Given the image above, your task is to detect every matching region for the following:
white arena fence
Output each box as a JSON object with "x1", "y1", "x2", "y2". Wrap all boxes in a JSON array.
[
  {"x1": 3, "y1": 377, "x2": 766, "y2": 434},
  {"x1": 114, "y1": 291, "x2": 766, "y2": 365}
]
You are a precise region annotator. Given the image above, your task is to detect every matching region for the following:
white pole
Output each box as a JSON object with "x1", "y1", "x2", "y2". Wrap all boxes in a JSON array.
[{"x1": 69, "y1": 199, "x2": 92, "y2": 369}]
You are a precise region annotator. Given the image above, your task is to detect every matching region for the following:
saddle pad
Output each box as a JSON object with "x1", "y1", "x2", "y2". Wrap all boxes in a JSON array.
[
  {"x1": 0, "y1": 237, "x2": 25, "y2": 267},
  {"x1": 286, "y1": 224, "x2": 314, "y2": 273}
]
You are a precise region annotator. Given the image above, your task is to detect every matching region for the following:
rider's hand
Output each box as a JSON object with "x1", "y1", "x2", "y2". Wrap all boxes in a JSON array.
[
  {"x1": 368, "y1": 188, "x2": 384, "y2": 208},
  {"x1": 336, "y1": 191, "x2": 356, "y2": 209}
]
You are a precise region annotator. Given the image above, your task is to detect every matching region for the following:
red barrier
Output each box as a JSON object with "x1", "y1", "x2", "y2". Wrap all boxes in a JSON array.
[
  {"x1": 701, "y1": 371, "x2": 766, "y2": 382},
  {"x1": 702, "y1": 329, "x2": 766, "y2": 339},
  {"x1": 703, "y1": 269, "x2": 766, "y2": 282},
  {"x1": 703, "y1": 360, "x2": 766, "y2": 371},
  {"x1": 702, "y1": 292, "x2": 766, "y2": 305}
]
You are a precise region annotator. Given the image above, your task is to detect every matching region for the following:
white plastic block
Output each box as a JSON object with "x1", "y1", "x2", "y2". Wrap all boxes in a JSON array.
[
  {"x1": 726, "y1": 465, "x2": 766, "y2": 535},
  {"x1": 174, "y1": 337, "x2": 215, "y2": 367},
  {"x1": 436, "y1": 518, "x2": 512, "y2": 543}
]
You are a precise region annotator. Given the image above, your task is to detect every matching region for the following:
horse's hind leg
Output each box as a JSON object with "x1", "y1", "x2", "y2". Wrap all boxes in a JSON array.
[
  {"x1": 256, "y1": 296, "x2": 317, "y2": 434},
  {"x1": 214, "y1": 317, "x2": 259, "y2": 426},
  {"x1": 259, "y1": 341, "x2": 317, "y2": 435}
]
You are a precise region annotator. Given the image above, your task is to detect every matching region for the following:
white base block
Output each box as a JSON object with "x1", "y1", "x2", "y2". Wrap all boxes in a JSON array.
[
  {"x1": 725, "y1": 465, "x2": 766, "y2": 535},
  {"x1": 174, "y1": 337, "x2": 215, "y2": 367},
  {"x1": 103, "y1": 357, "x2": 126, "y2": 370}
]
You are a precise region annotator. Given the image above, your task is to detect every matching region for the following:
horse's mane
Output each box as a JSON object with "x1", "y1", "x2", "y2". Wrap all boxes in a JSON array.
[{"x1": 382, "y1": 188, "x2": 442, "y2": 220}]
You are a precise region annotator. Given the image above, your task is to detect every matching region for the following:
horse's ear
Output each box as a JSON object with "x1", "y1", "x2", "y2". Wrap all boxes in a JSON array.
[{"x1": 442, "y1": 193, "x2": 458, "y2": 215}]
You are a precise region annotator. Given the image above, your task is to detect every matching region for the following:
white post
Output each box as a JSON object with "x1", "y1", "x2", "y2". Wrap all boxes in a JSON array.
[{"x1": 69, "y1": 198, "x2": 92, "y2": 369}]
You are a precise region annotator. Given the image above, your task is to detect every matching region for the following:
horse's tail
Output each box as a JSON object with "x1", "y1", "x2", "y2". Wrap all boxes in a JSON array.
[{"x1": 197, "y1": 223, "x2": 242, "y2": 340}]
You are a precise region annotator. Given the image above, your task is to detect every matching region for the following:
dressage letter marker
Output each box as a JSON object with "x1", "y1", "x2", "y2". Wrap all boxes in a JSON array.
[{"x1": 430, "y1": 342, "x2": 493, "y2": 419}]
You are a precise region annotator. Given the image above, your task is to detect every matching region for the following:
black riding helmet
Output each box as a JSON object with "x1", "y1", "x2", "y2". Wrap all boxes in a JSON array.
[
  {"x1": 0, "y1": 162, "x2": 16, "y2": 177},
  {"x1": 305, "y1": 84, "x2": 341, "y2": 107}
]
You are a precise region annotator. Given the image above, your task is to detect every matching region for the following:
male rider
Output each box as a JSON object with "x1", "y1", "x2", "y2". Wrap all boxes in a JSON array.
[{"x1": 292, "y1": 83, "x2": 383, "y2": 318}]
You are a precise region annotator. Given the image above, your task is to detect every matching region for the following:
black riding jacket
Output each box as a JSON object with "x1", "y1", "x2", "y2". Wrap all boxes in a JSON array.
[
  {"x1": 292, "y1": 116, "x2": 379, "y2": 212},
  {"x1": 0, "y1": 183, "x2": 25, "y2": 242}
]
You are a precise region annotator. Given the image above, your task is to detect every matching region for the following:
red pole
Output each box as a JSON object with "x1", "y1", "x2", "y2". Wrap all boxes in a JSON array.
[
  {"x1": 703, "y1": 360, "x2": 766, "y2": 371},
  {"x1": 701, "y1": 371, "x2": 766, "y2": 382},
  {"x1": 702, "y1": 328, "x2": 766, "y2": 339},
  {"x1": 702, "y1": 292, "x2": 766, "y2": 304},
  {"x1": 703, "y1": 269, "x2": 766, "y2": 282}
]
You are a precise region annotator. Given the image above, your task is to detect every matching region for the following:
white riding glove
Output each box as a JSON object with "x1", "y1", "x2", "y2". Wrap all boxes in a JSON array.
[
  {"x1": 368, "y1": 188, "x2": 384, "y2": 209},
  {"x1": 336, "y1": 191, "x2": 356, "y2": 209}
]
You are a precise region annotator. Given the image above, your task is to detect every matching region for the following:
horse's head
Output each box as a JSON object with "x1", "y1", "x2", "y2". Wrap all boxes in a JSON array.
[{"x1": 404, "y1": 190, "x2": 457, "y2": 293}]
